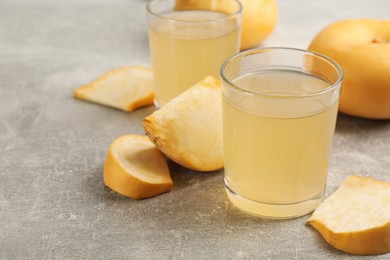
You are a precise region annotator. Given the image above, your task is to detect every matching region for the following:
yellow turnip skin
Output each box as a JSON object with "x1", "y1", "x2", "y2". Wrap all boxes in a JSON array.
[
  {"x1": 309, "y1": 19, "x2": 390, "y2": 119},
  {"x1": 239, "y1": 0, "x2": 278, "y2": 50}
]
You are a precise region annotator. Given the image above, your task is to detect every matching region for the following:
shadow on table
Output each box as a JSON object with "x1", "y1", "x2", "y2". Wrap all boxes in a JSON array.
[
  {"x1": 167, "y1": 160, "x2": 222, "y2": 190},
  {"x1": 335, "y1": 112, "x2": 390, "y2": 134}
]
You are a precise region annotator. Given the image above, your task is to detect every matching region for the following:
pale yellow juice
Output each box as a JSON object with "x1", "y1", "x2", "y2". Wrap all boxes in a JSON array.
[
  {"x1": 149, "y1": 10, "x2": 240, "y2": 106},
  {"x1": 223, "y1": 70, "x2": 339, "y2": 217}
]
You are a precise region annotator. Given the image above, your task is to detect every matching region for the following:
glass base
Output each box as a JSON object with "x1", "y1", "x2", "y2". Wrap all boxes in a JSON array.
[{"x1": 225, "y1": 180, "x2": 323, "y2": 219}]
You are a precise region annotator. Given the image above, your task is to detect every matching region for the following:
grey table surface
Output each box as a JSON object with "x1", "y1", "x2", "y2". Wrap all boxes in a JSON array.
[{"x1": 1, "y1": 0, "x2": 389, "y2": 259}]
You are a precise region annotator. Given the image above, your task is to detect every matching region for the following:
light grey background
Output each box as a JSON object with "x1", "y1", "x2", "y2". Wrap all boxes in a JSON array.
[{"x1": 0, "y1": 0, "x2": 389, "y2": 259}]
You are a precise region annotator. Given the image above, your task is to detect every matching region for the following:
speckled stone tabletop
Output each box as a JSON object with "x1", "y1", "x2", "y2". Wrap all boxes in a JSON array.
[{"x1": 0, "y1": 0, "x2": 389, "y2": 259}]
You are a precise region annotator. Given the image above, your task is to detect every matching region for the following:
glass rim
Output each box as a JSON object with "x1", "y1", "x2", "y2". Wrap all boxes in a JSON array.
[
  {"x1": 220, "y1": 47, "x2": 344, "y2": 99},
  {"x1": 146, "y1": 0, "x2": 242, "y2": 23}
]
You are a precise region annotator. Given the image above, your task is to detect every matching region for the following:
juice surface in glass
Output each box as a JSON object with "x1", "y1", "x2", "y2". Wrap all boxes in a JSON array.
[
  {"x1": 149, "y1": 10, "x2": 240, "y2": 106},
  {"x1": 223, "y1": 70, "x2": 339, "y2": 218}
]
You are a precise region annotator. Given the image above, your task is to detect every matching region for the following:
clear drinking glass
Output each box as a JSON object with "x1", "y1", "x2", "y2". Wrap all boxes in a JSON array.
[
  {"x1": 221, "y1": 47, "x2": 343, "y2": 219},
  {"x1": 147, "y1": 0, "x2": 242, "y2": 106}
]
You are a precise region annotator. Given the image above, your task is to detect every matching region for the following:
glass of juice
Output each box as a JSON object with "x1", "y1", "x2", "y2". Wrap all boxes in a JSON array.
[
  {"x1": 221, "y1": 47, "x2": 343, "y2": 219},
  {"x1": 147, "y1": 0, "x2": 242, "y2": 106}
]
